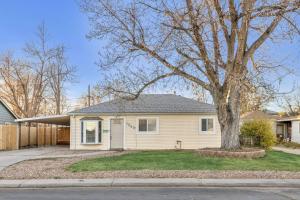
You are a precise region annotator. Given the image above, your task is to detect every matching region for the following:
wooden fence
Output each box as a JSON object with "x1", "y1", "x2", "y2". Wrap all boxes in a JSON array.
[
  {"x1": 20, "y1": 125, "x2": 58, "y2": 147},
  {"x1": 0, "y1": 124, "x2": 70, "y2": 151},
  {"x1": 57, "y1": 127, "x2": 70, "y2": 145},
  {"x1": 0, "y1": 125, "x2": 17, "y2": 150}
]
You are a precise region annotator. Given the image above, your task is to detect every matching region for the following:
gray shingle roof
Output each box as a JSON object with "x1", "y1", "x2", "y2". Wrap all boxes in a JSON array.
[
  {"x1": 0, "y1": 99, "x2": 18, "y2": 121},
  {"x1": 69, "y1": 94, "x2": 216, "y2": 115}
]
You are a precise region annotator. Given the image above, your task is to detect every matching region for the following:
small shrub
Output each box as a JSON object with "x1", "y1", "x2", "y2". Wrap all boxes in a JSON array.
[{"x1": 240, "y1": 120, "x2": 276, "y2": 150}]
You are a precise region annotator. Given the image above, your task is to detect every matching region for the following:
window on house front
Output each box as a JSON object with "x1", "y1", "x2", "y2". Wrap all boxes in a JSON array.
[
  {"x1": 81, "y1": 120, "x2": 102, "y2": 144},
  {"x1": 138, "y1": 118, "x2": 158, "y2": 133},
  {"x1": 139, "y1": 119, "x2": 147, "y2": 132},
  {"x1": 200, "y1": 118, "x2": 214, "y2": 132},
  {"x1": 277, "y1": 125, "x2": 284, "y2": 135}
]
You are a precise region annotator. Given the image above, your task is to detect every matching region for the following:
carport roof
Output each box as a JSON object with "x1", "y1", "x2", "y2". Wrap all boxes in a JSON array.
[
  {"x1": 277, "y1": 115, "x2": 300, "y2": 122},
  {"x1": 15, "y1": 115, "x2": 70, "y2": 126}
]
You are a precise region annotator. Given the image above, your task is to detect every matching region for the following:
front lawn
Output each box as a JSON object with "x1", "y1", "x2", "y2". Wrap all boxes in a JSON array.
[{"x1": 68, "y1": 150, "x2": 300, "y2": 172}]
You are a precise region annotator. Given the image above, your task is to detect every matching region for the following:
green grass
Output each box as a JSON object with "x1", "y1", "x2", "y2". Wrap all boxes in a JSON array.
[{"x1": 68, "y1": 150, "x2": 300, "y2": 172}]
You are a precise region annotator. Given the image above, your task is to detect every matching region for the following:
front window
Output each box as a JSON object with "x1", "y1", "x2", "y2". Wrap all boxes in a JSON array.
[
  {"x1": 81, "y1": 120, "x2": 102, "y2": 144},
  {"x1": 138, "y1": 118, "x2": 158, "y2": 133},
  {"x1": 277, "y1": 125, "x2": 284, "y2": 135},
  {"x1": 200, "y1": 118, "x2": 214, "y2": 132},
  {"x1": 139, "y1": 119, "x2": 147, "y2": 132}
]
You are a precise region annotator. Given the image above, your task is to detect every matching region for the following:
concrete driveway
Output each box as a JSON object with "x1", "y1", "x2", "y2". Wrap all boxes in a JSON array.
[{"x1": 0, "y1": 146, "x2": 113, "y2": 171}]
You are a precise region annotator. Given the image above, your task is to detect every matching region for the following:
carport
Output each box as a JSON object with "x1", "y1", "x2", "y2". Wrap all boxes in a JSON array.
[{"x1": 15, "y1": 115, "x2": 70, "y2": 149}]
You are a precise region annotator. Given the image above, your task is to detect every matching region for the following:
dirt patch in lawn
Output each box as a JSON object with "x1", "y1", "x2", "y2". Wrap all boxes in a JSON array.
[
  {"x1": 1, "y1": 152, "x2": 300, "y2": 179},
  {"x1": 0, "y1": 151, "x2": 128, "y2": 179}
]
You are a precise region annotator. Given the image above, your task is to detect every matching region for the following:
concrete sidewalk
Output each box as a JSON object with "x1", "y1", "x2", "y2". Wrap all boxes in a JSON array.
[
  {"x1": 0, "y1": 178, "x2": 300, "y2": 188},
  {"x1": 273, "y1": 146, "x2": 300, "y2": 155}
]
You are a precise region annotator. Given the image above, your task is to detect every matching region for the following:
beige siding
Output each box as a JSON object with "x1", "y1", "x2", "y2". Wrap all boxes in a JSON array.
[
  {"x1": 70, "y1": 116, "x2": 110, "y2": 150},
  {"x1": 70, "y1": 114, "x2": 221, "y2": 150},
  {"x1": 292, "y1": 121, "x2": 300, "y2": 143}
]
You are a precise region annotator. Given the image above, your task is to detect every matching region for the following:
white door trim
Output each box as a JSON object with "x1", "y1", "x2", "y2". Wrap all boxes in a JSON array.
[{"x1": 109, "y1": 117, "x2": 125, "y2": 150}]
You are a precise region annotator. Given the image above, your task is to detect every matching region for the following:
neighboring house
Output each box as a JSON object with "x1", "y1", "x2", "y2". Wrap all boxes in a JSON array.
[
  {"x1": 240, "y1": 110, "x2": 280, "y2": 134},
  {"x1": 68, "y1": 94, "x2": 221, "y2": 150},
  {"x1": 277, "y1": 116, "x2": 300, "y2": 143},
  {"x1": 241, "y1": 110, "x2": 300, "y2": 143},
  {"x1": 0, "y1": 99, "x2": 18, "y2": 124}
]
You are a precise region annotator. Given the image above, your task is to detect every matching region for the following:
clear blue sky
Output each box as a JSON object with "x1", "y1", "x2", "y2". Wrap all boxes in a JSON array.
[{"x1": 0, "y1": 0, "x2": 299, "y2": 111}]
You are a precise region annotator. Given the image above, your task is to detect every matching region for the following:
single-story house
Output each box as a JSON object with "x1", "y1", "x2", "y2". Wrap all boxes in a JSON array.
[
  {"x1": 68, "y1": 94, "x2": 221, "y2": 150},
  {"x1": 241, "y1": 110, "x2": 300, "y2": 143},
  {"x1": 277, "y1": 115, "x2": 300, "y2": 143},
  {"x1": 0, "y1": 99, "x2": 18, "y2": 124}
]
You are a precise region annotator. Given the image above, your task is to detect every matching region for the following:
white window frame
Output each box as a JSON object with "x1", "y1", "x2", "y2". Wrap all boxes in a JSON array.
[
  {"x1": 199, "y1": 117, "x2": 215, "y2": 134},
  {"x1": 136, "y1": 117, "x2": 159, "y2": 134},
  {"x1": 81, "y1": 120, "x2": 102, "y2": 144}
]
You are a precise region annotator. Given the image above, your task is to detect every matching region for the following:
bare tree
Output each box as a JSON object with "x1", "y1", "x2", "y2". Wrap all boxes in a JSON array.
[
  {"x1": 47, "y1": 46, "x2": 76, "y2": 114},
  {"x1": 240, "y1": 76, "x2": 277, "y2": 114},
  {"x1": 0, "y1": 54, "x2": 47, "y2": 117},
  {"x1": 76, "y1": 84, "x2": 110, "y2": 109},
  {"x1": 0, "y1": 23, "x2": 75, "y2": 117},
  {"x1": 193, "y1": 73, "x2": 277, "y2": 114},
  {"x1": 278, "y1": 88, "x2": 300, "y2": 116},
  {"x1": 0, "y1": 24, "x2": 51, "y2": 118},
  {"x1": 81, "y1": 0, "x2": 300, "y2": 149},
  {"x1": 192, "y1": 84, "x2": 211, "y2": 103}
]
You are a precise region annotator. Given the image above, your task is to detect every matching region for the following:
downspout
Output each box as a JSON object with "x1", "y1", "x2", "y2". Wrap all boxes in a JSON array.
[{"x1": 135, "y1": 119, "x2": 138, "y2": 149}]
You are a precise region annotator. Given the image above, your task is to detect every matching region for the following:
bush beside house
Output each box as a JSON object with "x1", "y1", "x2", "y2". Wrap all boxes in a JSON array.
[{"x1": 240, "y1": 120, "x2": 276, "y2": 150}]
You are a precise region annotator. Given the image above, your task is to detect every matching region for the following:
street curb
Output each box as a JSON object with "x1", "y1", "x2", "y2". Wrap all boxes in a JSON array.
[{"x1": 0, "y1": 179, "x2": 300, "y2": 188}]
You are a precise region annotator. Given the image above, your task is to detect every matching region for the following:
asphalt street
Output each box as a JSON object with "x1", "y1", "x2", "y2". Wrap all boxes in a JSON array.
[{"x1": 0, "y1": 187, "x2": 299, "y2": 200}]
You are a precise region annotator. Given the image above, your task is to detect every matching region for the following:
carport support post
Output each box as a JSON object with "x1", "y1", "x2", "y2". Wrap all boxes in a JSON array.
[
  {"x1": 17, "y1": 122, "x2": 21, "y2": 150},
  {"x1": 56, "y1": 125, "x2": 58, "y2": 145},
  {"x1": 50, "y1": 124, "x2": 53, "y2": 146},
  {"x1": 27, "y1": 122, "x2": 31, "y2": 147},
  {"x1": 36, "y1": 124, "x2": 39, "y2": 147},
  {"x1": 44, "y1": 124, "x2": 46, "y2": 146}
]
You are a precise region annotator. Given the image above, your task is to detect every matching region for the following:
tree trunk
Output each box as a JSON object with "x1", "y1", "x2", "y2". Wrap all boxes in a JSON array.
[
  {"x1": 56, "y1": 94, "x2": 61, "y2": 115},
  {"x1": 219, "y1": 111, "x2": 240, "y2": 149},
  {"x1": 212, "y1": 87, "x2": 241, "y2": 149}
]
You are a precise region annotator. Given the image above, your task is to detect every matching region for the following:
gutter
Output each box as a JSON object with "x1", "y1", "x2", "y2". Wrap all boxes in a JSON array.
[
  {"x1": 1, "y1": 178, "x2": 300, "y2": 188},
  {"x1": 67, "y1": 112, "x2": 217, "y2": 116}
]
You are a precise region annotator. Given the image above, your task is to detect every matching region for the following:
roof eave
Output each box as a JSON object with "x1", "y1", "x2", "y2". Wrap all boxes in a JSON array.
[
  {"x1": 0, "y1": 99, "x2": 19, "y2": 119},
  {"x1": 277, "y1": 118, "x2": 300, "y2": 122},
  {"x1": 15, "y1": 115, "x2": 70, "y2": 126},
  {"x1": 68, "y1": 112, "x2": 217, "y2": 116}
]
